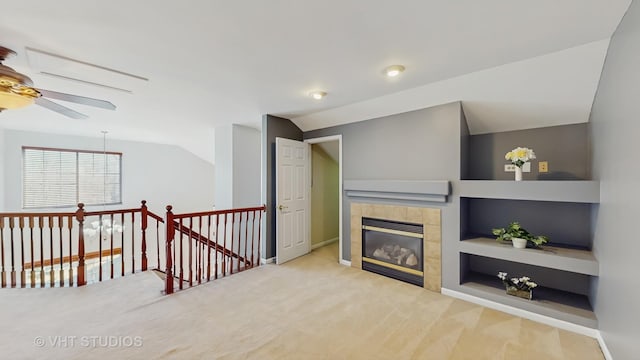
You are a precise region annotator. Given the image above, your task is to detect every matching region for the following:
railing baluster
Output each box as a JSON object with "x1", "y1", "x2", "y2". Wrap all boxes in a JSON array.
[
  {"x1": 29, "y1": 216, "x2": 35, "y2": 287},
  {"x1": 244, "y1": 211, "x2": 249, "y2": 271},
  {"x1": 0, "y1": 216, "x2": 5, "y2": 288},
  {"x1": 222, "y1": 213, "x2": 227, "y2": 277},
  {"x1": 67, "y1": 215, "x2": 73, "y2": 286},
  {"x1": 48, "y1": 216, "x2": 54, "y2": 288},
  {"x1": 131, "y1": 211, "x2": 135, "y2": 274},
  {"x1": 58, "y1": 216, "x2": 63, "y2": 287},
  {"x1": 258, "y1": 209, "x2": 263, "y2": 266},
  {"x1": 207, "y1": 215, "x2": 211, "y2": 282},
  {"x1": 39, "y1": 216, "x2": 44, "y2": 287},
  {"x1": 214, "y1": 215, "x2": 220, "y2": 280},
  {"x1": 179, "y1": 218, "x2": 184, "y2": 290},
  {"x1": 188, "y1": 217, "x2": 193, "y2": 287},
  {"x1": 110, "y1": 213, "x2": 114, "y2": 279},
  {"x1": 9, "y1": 217, "x2": 16, "y2": 287},
  {"x1": 156, "y1": 219, "x2": 160, "y2": 271},
  {"x1": 230, "y1": 213, "x2": 235, "y2": 275},
  {"x1": 19, "y1": 217, "x2": 25, "y2": 287},
  {"x1": 121, "y1": 213, "x2": 125, "y2": 277},
  {"x1": 98, "y1": 214, "x2": 103, "y2": 282},
  {"x1": 250, "y1": 211, "x2": 256, "y2": 269},
  {"x1": 197, "y1": 216, "x2": 202, "y2": 284}
]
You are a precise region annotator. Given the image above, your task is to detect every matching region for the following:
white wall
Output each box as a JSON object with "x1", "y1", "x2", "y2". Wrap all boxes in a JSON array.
[
  {"x1": 215, "y1": 124, "x2": 261, "y2": 210},
  {"x1": 2, "y1": 129, "x2": 215, "y2": 215},
  {"x1": 232, "y1": 125, "x2": 261, "y2": 208},
  {"x1": 214, "y1": 125, "x2": 233, "y2": 210}
]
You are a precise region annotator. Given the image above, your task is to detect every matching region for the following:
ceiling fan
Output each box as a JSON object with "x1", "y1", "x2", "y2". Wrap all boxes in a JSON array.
[{"x1": 0, "y1": 46, "x2": 116, "y2": 119}]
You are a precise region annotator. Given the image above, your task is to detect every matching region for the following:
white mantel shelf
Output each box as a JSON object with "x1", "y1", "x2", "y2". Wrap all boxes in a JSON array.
[{"x1": 344, "y1": 180, "x2": 450, "y2": 203}]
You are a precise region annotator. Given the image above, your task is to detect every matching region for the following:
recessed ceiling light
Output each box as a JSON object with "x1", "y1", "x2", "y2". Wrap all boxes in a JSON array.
[
  {"x1": 309, "y1": 91, "x2": 327, "y2": 100},
  {"x1": 385, "y1": 64, "x2": 405, "y2": 77}
]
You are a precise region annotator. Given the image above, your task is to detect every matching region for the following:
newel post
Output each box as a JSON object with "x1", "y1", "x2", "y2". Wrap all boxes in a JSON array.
[
  {"x1": 141, "y1": 200, "x2": 148, "y2": 271},
  {"x1": 75, "y1": 203, "x2": 86, "y2": 286},
  {"x1": 165, "y1": 205, "x2": 174, "y2": 294}
]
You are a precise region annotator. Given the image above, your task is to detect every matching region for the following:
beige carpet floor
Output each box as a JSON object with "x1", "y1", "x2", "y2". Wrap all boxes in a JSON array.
[{"x1": 0, "y1": 243, "x2": 604, "y2": 359}]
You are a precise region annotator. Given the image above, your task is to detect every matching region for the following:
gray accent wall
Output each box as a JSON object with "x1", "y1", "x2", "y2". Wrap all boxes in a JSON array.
[
  {"x1": 467, "y1": 123, "x2": 590, "y2": 180},
  {"x1": 304, "y1": 102, "x2": 464, "y2": 289},
  {"x1": 590, "y1": 0, "x2": 639, "y2": 358},
  {"x1": 261, "y1": 115, "x2": 303, "y2": 260}
]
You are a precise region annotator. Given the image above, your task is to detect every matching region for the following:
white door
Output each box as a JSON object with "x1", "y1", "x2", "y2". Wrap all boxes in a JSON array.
[{"x1": 276, "y1": 137, "x2": 311, "y2": 264}]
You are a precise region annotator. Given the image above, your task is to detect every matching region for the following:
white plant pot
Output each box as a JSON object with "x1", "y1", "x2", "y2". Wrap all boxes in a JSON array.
[{"x1": 512, "y1": 237, "x2": 527, "y2": 249}]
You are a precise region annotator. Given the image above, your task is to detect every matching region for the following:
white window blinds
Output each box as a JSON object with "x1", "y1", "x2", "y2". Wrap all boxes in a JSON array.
[{"x1": 23, "y1": 147, "x2": 122, "y2": 209}]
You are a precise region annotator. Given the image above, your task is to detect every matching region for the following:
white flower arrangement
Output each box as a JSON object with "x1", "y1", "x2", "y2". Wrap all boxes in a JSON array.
[
  {"x1": 497, "y1": 272, "x2": 538, "y2": 291},
  {"x1": 505, "y1": 147, "x2": 536, "y2": 168}
]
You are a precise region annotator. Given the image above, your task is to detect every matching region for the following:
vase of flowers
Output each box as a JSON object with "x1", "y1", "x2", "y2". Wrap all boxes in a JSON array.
[
  {"x1": 497, "y1": 272, "x2": 537, "y2": 300},
  {"x1": 505, "y1": 147, "x2": 536, "y2": 181}
]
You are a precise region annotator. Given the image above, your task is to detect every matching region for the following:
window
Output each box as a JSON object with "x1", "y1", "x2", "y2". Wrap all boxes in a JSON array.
[{"x1": 23, "y1": 147, "x2": 122, "y2": 209}]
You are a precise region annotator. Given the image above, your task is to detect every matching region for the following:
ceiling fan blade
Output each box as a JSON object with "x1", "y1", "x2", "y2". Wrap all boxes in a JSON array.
[
  {"x1": 37, "y1": 89, "x2": 116, "y2": 110},
  {"x1": 35, "y1": 97, "x2": 89, "y2": 119}
]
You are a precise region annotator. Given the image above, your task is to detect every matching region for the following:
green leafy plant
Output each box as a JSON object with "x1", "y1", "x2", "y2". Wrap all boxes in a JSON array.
[{"x1": 491, "y1": 222, "x2": 549, "y2": 248}]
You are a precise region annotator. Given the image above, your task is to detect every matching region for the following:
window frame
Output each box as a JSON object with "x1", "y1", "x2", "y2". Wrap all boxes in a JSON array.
[{"x1": 22, "y1": 146, "x2": 123, "y2": 209}]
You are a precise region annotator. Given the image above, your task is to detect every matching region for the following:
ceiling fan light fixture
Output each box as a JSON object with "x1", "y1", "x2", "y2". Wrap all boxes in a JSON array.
[
  {"x1": 384, "y1": 64, "x2": 406, "y2": 77},
  {"x1": 309, "y1": 90, "x2": 327, "y2": 100},
  {"x1": 0, "y1": 47, "x2": 41, "y2": 110}
]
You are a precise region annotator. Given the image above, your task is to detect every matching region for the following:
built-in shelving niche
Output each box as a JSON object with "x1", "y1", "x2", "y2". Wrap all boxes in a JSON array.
[
  {"x1": 460, "y1": 197, "x2": 595, "y2": 250},
  {"x1": 459, "y1": 254, "x2": 597, "y2": 328},
  {"x1": 460, "y1": 123, "x2": 591, "y2": 181}
]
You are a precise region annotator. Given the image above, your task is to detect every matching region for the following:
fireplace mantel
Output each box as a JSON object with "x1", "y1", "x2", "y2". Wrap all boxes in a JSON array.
[{"x1": 344, "y1": 180, "x2": 450, "y2": 203}]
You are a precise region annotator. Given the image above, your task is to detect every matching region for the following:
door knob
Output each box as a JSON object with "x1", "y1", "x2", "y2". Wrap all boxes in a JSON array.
[{"x1": 278, "y1": 205, "x2": 288, "y2": 211}]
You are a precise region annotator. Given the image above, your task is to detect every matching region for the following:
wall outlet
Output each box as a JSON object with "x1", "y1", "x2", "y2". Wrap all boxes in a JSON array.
[
  {"x1": 504, "y1": 162, "x2": 531, "y2": 172},
  {"x1": 539, "y1": 161, "x2": 549, "y2": 173}
]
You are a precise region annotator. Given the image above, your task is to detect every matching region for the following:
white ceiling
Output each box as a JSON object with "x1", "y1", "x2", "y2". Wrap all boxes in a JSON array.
[{"x1": 0, "y1": 1, "x2": 632, "y2": 163}]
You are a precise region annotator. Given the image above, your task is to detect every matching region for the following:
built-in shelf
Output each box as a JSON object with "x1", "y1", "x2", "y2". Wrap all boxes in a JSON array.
[
  {"x1": 460, "y1": 272, "x2": 597, "y2": 328},
  {"x1": 458, "y1": 180, "x2": 600, "y2": 203},
  {"x1": 460, "y1": 237, "x2": 598, "y2": 276}
]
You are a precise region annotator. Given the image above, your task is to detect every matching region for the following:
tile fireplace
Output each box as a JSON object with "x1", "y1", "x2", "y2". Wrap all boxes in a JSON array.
[{"x1": 351, "y1": 203, "x2": 441, "y2": 292}]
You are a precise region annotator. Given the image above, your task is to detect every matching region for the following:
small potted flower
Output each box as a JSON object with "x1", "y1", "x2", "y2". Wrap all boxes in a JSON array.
[
  {"x1": 497, "y1": 272, "x2": 537, "y2": 300},
  {"x1": 505, "y1": 147, "x2": 536, "y2": 181},
  {"x1": 492, "y1": 222, "x2": 549, "y2": 249}
]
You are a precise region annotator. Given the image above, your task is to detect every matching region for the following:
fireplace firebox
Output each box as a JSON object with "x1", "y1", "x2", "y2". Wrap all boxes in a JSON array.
[{"x1": 361, "y1": 217, "x2": 424, "y2": 286}]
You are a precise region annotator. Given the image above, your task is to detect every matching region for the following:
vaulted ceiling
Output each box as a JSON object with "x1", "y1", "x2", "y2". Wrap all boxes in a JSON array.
[{"x1": 0, "y1": 1, "x2": 632, "y2": 163}]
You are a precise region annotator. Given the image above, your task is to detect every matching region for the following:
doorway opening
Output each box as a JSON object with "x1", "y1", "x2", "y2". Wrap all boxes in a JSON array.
[{"x1": 305, "y1": 135, "x2": 343, "y2": 264}]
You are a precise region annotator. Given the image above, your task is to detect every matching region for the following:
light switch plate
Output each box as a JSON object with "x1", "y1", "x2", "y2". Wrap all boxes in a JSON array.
[{"x1": 504, "y1": 162, "x2": 531, "y2": 172}]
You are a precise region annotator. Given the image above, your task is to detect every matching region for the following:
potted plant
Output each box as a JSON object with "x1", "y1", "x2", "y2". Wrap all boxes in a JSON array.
[{"x1": 492, "y1": 222, "x2": 548, "y2": 249}]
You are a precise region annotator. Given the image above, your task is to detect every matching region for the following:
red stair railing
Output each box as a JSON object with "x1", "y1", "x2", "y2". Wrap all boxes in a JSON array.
[{"x1": 164, "y1": 205, "x2": 265, "y2": 294}]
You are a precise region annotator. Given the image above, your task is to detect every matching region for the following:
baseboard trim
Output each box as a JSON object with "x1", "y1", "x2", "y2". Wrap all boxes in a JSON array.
[
  {"x1": 312, "y1": 237, "x2": 339, "y2": 250},
  {"x1": 595, "y1": 331, "x2": 613, "y2": 360},
  {"x1": 339, "y1": 259, "x2": 351, "y2": 267},
  {"x1": 260, "y1": 257, "x2": 275, "y2": 265},
  {"x1": 441, "y1": 288, "x2": 599, "y2": 338}
]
